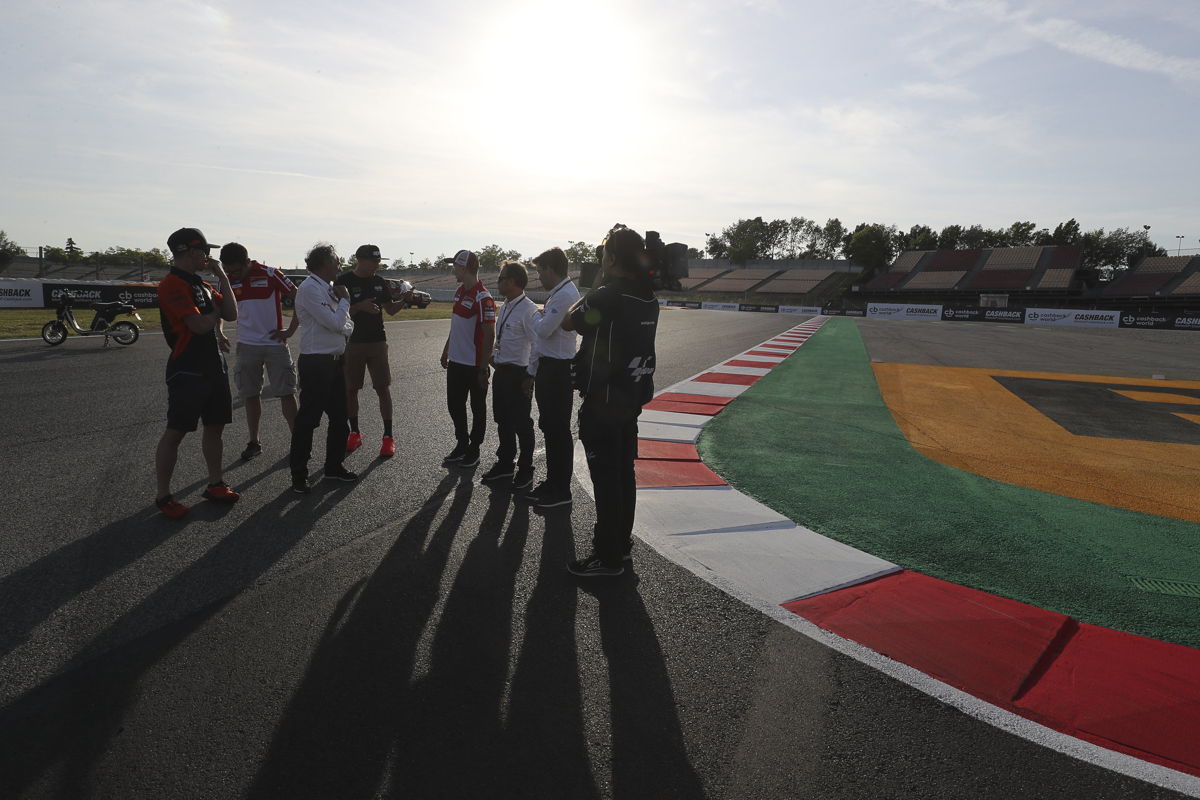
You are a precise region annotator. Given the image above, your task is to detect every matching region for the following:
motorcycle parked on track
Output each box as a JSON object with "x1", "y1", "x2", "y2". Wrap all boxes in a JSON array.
[{"x1": 41, "y1": 292, "x2": 142, "y2": 347}]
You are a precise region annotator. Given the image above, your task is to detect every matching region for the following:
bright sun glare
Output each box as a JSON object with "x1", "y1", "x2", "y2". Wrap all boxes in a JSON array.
[{"x1": 470, "y1": 1, "x2": 648, "y2": 177}]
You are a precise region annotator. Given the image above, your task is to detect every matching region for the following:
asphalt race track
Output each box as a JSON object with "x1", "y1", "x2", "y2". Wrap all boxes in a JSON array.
[{"x1": 0, "y1": 310, "x2": 1186, "y2": 799}]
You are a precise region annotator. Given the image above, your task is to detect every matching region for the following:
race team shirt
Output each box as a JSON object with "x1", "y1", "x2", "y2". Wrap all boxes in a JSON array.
[
  {"x1": 158, "y1": 266, "x2": 226, "y2": 378},
  {"x1": 448, "y1": 279, "x2": 497, "y2": 367},
  {"x1": 334, "y1": 270, "x2": 392, "y2": 344},
  {"x1": 229, "y1": 261, "x2": 295, "y2": 347},
  {"x1": 569, "y1": 276, "x2": 659, "y2": 409}
]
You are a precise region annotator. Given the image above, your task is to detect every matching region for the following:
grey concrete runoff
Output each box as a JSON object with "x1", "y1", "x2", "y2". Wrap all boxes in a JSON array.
[{"x1": 0, "y1": 310, "x2": 1192, "y2": 798}]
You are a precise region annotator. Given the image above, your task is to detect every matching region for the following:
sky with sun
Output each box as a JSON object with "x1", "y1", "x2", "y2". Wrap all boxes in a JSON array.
[{"x1": 2, "y1": 0, "x2": 1198, "y2": 267}]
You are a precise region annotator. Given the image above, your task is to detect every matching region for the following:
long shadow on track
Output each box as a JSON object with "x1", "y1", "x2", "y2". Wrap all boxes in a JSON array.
[{"x1": 0, "y1": 463, "x2": 377, "y2": 797}]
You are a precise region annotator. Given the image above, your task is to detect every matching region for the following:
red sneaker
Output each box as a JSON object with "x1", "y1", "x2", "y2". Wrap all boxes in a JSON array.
[
  {"x1": 380, "y1": 436, "x2": 395, "y2": 458},
  {"x1": 156, "y1": 495, "x2": 190, "y2": 519},
  {"x1": 346, "y1": 431, "x2": 363, "y2": 453},
  {"x1": 201, "y1": 482, "x2": 241, "y2": 504}
]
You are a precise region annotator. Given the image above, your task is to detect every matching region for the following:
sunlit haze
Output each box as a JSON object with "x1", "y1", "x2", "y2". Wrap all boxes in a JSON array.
[{"x1": 2, "y1": 0, "x2": 1198, "y2": 266}]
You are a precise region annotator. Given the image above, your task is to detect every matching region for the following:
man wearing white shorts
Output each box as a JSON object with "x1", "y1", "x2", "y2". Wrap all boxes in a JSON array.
[{"x1": 220, "y1": 242, "x2": 299, "y2": 461}]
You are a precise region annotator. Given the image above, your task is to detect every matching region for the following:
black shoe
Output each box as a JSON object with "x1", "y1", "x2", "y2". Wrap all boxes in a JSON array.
[
  {"x1": 480, "y1": 462, "x2": 514, "y2": 484},
  {"x1": 519, "y1": 480, "x2": 550, "y2": 504},
  {"x1": 291, "y1": 476, "x2": 311, "y2": 494},
  {"x1": 443, "y1": 444, "x2": 468, "y2": 464},
  {"x1": 458, "y1": 448, "x2": 480, "y2": 468},
  {"x1": 567, "y1": 554, "x2": 624, "y2": 577},
  {"x1": 534, "y1": 490, "x2": 572, "y2": 510},
  {"x1": 241, "y1": 440, "x2": 262, "y2": 461},
  {"x1": 322, "y1": 465, "x2": 359, "y2": 482},
  {"x1": 511, "y1": 468, "x2": 534, "y2": 492}
]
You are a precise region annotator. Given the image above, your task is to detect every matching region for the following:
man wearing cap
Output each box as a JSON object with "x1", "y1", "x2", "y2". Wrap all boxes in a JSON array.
[
  {"x1": 220, "y1": 242, "x2": 299, "y2": 462},
  {"x1": 520, "y1": 247, "x2": 579, "y2": 509},
  {"x1": 440, "y1": 249, "x2": 496, "y2": 468},
  {"x1": 289, "y1": 243, "x2": 357, "y2": 493},
  {"x1": 335, "y1": 245, "x2": 404, "y2": 458},
  {"x1": 153, "y1": 227, "x2": 240, "y2": 519}
]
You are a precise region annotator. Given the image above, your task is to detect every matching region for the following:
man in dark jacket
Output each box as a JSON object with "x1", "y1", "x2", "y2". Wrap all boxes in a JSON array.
[{"x1": 562, "y1": 225, "x2": 659, "y2": 577}]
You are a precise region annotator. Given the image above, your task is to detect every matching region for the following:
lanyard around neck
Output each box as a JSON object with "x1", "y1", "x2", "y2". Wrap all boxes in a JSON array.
[{"x1": 496, "y1": 294, "x2": 528, "y2": 343}]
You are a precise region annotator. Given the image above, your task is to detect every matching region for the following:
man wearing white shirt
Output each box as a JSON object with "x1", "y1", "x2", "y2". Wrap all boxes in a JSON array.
[
  {"x1": 482, "y1": 260, "x2": 538, "y2": 491},
  {"x1": 521, "y1": 247, "x2": 579, "y2": 508},
  {"x1": 288, "y1": 243, "x2": 357, "y2": 494}
]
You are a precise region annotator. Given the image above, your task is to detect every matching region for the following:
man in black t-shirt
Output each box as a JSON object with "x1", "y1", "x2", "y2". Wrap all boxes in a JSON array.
[
  {"x1": 562, "y1": 226, "x2": 659, "y2": 577},
  {"x1": 335, "y1": 245, "x2": 404, "y2": 458}
]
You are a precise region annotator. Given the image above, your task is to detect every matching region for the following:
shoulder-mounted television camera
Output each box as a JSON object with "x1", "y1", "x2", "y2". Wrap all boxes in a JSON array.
[{"x1": 579, "y1": 229, "x2": 690, "y2": 290}]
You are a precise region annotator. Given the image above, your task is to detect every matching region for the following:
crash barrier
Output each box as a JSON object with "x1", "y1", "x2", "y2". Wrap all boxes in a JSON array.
[
  {"x1": 0, "y1": 278, "x2": 160, "y2": 309},
  {"x1": 656, "y1": 299, "x2": 1200, "y2": 331},
  {"x1": 7, "y1": 279, "x2": 1195, "y2": 332}
]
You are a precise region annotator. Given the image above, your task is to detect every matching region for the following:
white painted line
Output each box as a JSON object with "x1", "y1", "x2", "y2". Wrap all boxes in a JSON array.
[
  {"x1": 639, "y1": 409, "x2": 713, "y2": 428},
  {"x1": 707, "y1": 365, "x2": 772, "y2": 376},
  {"x1": 636, "y1": 485, "x2": 793, "y2": 535},
  {"x1": 652, "y1": 523, "x2": 900, "y2": 606},
  {"x1": 637, "y1": 421, "x2": 702, "y2": 443},
  {"x1": 666, "y1": 380, "x2": 751, "y2": 398},
  {"x1": 727, "y1": 354, "x2": 785, "y2": 364}
]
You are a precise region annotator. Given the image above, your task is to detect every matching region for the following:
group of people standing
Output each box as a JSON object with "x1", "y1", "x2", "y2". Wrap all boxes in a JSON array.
[{"x1": 152, "y1": 224, "x2": 658, "y2": 577}]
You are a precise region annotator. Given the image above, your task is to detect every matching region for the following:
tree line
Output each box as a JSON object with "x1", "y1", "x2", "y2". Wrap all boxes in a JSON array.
[
  {"x1": 703, "y1": 216, "x2": 1168, "y2": 279},
  {"x1": 4, "y1": 221, "x2": 1169, "y2": 281},
  {"x1": 0, "y1": 234, "x2": 603, "y2": 274}
]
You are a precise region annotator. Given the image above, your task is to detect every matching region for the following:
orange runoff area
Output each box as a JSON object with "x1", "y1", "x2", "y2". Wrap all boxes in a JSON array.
[{"x1": 872, "y1": 363, "x2": 1200, "y2": 522}]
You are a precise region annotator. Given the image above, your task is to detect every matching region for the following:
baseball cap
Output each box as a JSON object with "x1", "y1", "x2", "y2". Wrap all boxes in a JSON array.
[
  {"x1": 444, "y1": 249, "x2": 479, "y2": 270},
  {"x1": 167, "y1": 228, "x2": 218, "y2": 255},
  {"x1": 355, "y1": 244, "x2": 383, "y2": 260}
]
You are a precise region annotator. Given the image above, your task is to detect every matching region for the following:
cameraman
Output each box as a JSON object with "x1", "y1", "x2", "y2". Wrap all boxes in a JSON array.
[{"x1": 562, "y1": 225, "x2": 659, "y2": 577}]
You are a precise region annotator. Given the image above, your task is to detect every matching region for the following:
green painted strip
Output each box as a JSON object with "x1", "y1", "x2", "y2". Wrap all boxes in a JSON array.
[
  {"x1": 1128, "y1": 576, "x2": 1200, "y2": 599},
  {"x1": 700, "y1": 318, "x2": 1200, "y2": 649}
]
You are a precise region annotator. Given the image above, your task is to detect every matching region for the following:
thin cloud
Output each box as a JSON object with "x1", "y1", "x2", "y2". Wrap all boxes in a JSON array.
[
  {"x1": 922, "y1": 0, "x2": 1200, "y2": 84},
  {"x1": 1022, "y1": 16, "x2": 1200, "y2": 83}
]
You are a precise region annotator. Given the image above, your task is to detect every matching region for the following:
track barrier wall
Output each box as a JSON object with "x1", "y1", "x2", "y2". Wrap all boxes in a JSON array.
[{"x1": 0, "y1": 278, "x2": 160, "y2": 309}]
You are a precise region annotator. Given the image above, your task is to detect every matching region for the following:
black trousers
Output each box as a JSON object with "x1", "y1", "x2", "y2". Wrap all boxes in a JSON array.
[
  {"x1": 578, "y1": 398, "x2": 639, "y2": 565},
  {"x1": 289, "y1": 353, "x2": 349, "y2": 478},
  {"x1": 535, "y1": 357, "x2": 575, "y2": 494},
  {"x1": 492, "y1": 364, "x2": 534, "y2": 469},
  {"x1": 446, "y1": 361, "x2": 488, "y2": 449}
]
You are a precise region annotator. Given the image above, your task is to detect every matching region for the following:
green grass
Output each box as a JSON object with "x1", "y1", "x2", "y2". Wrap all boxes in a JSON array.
[
  {"x1": 0, "y1": 304, "x2": 451, "y2": 339},
  {"x1": 0, "y1": 308, "x2": 163, "y2": 339},
  {"x1": 699, "y1": 317, "x2": 1200, "y2": 648}
]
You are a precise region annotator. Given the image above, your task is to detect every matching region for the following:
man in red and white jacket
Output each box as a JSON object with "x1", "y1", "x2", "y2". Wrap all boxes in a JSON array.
[
  {"x1": 439, "y1": 249, "x2": 496, "y2": 468},
  {"x1": 220, "y1": 242, "x2": 299, "y2": 463}
]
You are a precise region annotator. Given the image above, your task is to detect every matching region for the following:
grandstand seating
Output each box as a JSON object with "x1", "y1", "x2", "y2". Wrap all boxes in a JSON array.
[
  {"x1": 1036, "y1": 269, "x2": 1075, "y2": 290},
  {"x1": 892, "y1": 251, "x2": 926, "y2": 271},
  {"x1": 1137, "y1": 255, "x2": 1194, "y2": 273},
  {"x1": 901, "y1": 271, "x2": 967, "y2": 290},
  {"x1": 408, "y1": 273, "x2": 461, "y2": 290},
  {"x1": 865, "y1": 250, "x2": 929, "y2": 291},
  {"x1": 1105, "y1": 255, "x2": 1196, "y2": 297},
  {"x1": 1026, "y1": 245, "x2": 1081, "y2": 290},
  {"x1": 678, "y1": 267, "x2": 729, "y2": 290},
  {"x1": 1, "y1": 262, "x2": 39, "y2": 278},
  {"x1": 1170, "y1": 272, "x2": 1200, "y2": 296},
  {"x1": 756, "y1": 270, "x2": 836, "y2": 294},
  {"x1": 978, "y1": 246, "x2": 1044, "y2": 270},
  {"x1": 965, "y1": 246, "x2": 1044, "y2": 291},
  {"x1": 924, "y1": 249, "x2": 982, "y2": 271},
  {"x1": 891, "y1": 249, "x2": 979, "y2": 291},
  {"x1": 699, "y1": 268, "x2": 781, "y2": 293}
]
